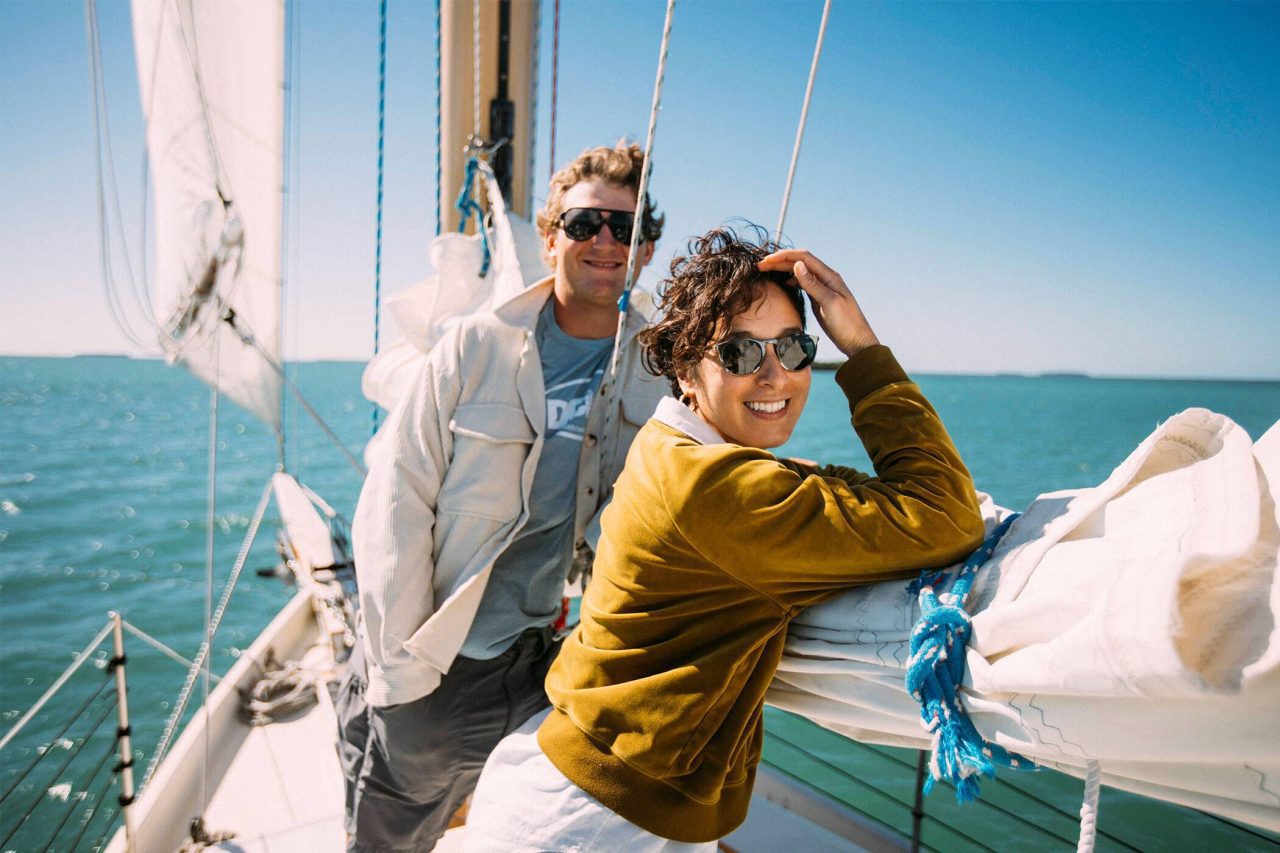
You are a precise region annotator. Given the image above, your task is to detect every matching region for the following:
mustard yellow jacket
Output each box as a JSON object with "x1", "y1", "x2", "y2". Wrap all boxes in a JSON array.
[{"x1": 538, "y1": 346, "x2": 985, "y2": 843}]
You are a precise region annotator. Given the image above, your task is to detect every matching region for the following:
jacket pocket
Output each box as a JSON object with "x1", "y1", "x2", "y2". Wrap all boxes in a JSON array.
[{"x1": 438, "y1": 403, "x2": 535, "y2": 522}]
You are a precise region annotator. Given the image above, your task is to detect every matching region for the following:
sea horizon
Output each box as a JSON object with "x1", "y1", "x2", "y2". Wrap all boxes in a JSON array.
[{"x1": 3, "y1": 352, "x2": 1277, "y2": 386}]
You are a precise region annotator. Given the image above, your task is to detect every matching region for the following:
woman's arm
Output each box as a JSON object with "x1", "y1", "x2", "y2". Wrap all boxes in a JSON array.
[{"x1": 664, "y1": 346, "x2": 984, "y2": 607}]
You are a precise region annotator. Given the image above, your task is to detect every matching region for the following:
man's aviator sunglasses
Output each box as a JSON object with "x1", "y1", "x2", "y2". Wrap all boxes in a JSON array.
[
  {"x1": 558, "y1": 208, "x2": 639, "y2": 244},
  {"x1": 713, "y1": 333, "x2": 819, "y2": 376}
]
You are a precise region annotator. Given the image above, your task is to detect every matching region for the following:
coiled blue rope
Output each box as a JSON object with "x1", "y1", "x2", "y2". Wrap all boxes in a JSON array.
[
  {"x1": 906, "y1": 513, "x2": 1034, "y2": 802},
  {"x1": 454, "y1": 157, "x2": 492, "y2": 277}
]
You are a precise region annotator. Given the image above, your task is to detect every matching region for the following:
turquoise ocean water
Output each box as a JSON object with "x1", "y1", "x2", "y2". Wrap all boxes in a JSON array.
[{"x1": 2, "y1": 356, "x2": 1278, "y2": 850}]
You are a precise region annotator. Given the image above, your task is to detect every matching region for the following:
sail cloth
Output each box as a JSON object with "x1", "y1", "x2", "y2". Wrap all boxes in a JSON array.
[
  {"x1": 768, "y1": 409, "x2": 1280, "y2": 831},
  {"x1": 132, "y1": 0, "x2": 284, "y2": 428},
  {"x1": 362, "y1": 164, "x2": 547, "y2": 411}
]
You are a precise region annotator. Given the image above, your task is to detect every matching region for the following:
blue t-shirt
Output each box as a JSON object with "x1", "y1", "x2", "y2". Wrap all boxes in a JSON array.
[{"x1": 460, "y1": 299, "x2": 613, "y2": 659}]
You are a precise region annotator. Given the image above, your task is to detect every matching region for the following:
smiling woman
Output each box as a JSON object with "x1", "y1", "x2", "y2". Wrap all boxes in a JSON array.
[{"x1": 461, "y1": 224, "x2": 987, "y2": 850}]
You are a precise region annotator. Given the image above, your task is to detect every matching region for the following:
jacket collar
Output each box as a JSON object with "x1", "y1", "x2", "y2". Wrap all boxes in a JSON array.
[
  {"x1": 493, "y1": 275, "x2": 650, "y2": 342},
  {"x1": 652, "y1": 396, "x2": 727, "y2": 445}
]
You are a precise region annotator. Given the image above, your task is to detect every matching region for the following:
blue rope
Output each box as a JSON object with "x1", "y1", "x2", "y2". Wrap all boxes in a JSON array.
[
  {"x1": 371, "y1": 0, "x2": 387, "y2": 436},
  {"x1": 905, "y1": 513, "x2": 1035, "y2": 802},
  {"x1": 454, "y1": 157, "x2": 492, "y2": 277}
]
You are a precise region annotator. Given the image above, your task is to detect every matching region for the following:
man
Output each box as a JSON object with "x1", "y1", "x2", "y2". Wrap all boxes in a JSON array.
[{"x1": 336, "y1": 142, "x2": 668, "y2": 851}]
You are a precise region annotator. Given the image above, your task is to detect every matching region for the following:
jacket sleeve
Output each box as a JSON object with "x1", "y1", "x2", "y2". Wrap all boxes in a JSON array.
[
  {"x1": 352, "y1": 328, "x2": 462, "y2": 682},
  {"x1": 666, "y1": 346, "x2": 984, "y2": 607}
]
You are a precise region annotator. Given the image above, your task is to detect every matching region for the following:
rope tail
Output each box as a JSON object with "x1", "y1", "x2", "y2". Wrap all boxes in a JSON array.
[{"x1": 905, "y1": 514, "x2": 1035, "y2": 802}]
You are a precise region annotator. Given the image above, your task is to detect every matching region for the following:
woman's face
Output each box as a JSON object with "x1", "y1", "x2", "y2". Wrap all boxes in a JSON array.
[{"x1": 680, "y1": 282, "x2": 811, "y2": 449}]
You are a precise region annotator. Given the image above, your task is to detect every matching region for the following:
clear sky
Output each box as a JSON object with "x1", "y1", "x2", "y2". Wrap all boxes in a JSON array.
[{"x1": 2, "y1": 0, "x2": 1278, "y2": 379}]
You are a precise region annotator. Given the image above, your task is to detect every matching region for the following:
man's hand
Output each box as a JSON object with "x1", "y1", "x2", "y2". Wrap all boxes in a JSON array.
[{"x1": 758, "y1": 249, "x2": 880, "y2": 358}]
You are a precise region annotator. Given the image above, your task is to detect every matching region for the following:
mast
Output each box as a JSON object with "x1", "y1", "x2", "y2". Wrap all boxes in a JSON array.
[{"x1": 438, "y1": 0, "x2": 539, "y2": 231}]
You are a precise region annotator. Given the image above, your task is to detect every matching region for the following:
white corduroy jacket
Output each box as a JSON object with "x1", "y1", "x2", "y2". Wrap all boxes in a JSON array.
[{"x1": 352, "y1": 278, "x2": 668, "y2": 706}]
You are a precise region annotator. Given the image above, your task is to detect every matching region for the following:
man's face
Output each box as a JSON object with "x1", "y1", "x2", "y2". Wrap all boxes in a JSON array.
[{"x1": 544, "y1": 179, "x2": 654, "y2": 317}]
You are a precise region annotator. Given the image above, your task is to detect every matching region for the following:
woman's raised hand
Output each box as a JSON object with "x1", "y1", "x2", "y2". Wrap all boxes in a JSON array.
[{"x1": 758, "y1": 250, "x2": 879, "y2": 357}]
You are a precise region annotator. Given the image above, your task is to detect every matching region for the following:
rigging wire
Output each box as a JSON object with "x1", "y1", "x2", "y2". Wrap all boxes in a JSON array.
[
  {"x1": 199, "y1": 334, "x2": 221, "y2": 818},
  {"x1": 0, "y1": 677, "x2": 112, "y2": 808},
  {"x1": 217, "y1": 310, "x2": 367, "y2": 476},
  {"x1": 0, "y1": 696, "x2": 119, "y2": 850},
  {"x1": 0, "y1": 621, "x2": 114, "y2": 753},
  {"x1": 549, "y1": 0, "x2": 560, "y2": 180},
  {"x1": 607, "y1": 0, "x2": 676, "y2": 382},
  {"x1": 143, "y1": 478, "x2": 275, "y2": 788},
  {"x1": 435, "y1": 0, "x2": 443, "y2": 235},
  {"x1": 38, "y1": 733, "x2": 120, "y2": 852},
  {"x1": 83, "y1": 0, "x2": 157, "y2": 352},
  {"x1": 68, "y1": 760, "x2": 123, "y2": 853},
  {"x1": 775, "y1": 0, "x2": 831, "y2": 242},
  {"x1": 372, "y1": 0, "x2": 388, "y2": 437},
  {"x1": 122, "y1": 620, "x2": 222, "y2": 681}
]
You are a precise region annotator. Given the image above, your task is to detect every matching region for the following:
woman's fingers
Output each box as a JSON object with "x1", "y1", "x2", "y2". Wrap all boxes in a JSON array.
[
  {"x1": 759, "y1": 249, "x2": 878, "y2": 357},
  {"x1": 759, "y1": 250, "x2": 850, "y2": 297}
]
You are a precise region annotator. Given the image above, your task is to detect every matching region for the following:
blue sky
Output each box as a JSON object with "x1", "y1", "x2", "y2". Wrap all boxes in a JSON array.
[{"x1": 2, "y1": 1, "x2": 1277, "y2": 379}]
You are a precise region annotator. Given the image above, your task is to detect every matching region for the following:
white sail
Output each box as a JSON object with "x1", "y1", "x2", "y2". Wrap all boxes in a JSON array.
[
  {"x1": 769, "y1": 410, "x2": 1280, "y2": 831},
  {"x1": 132, "y1": 0, "x2": 284, "y2": 429}
]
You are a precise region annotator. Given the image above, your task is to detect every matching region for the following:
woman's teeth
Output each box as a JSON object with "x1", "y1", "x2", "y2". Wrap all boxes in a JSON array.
[{"x1": 746, "y1": 400, "x2": 786, "y2": 414}]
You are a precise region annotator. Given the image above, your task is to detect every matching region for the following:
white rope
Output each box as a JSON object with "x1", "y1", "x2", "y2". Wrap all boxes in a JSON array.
[
  {"x1": 143, "y1": 477, "x2": 274, "y2": 788},
  {"x1": 775, "y1": 0, "x2": 831, "y2": 242},
  {"x1": 607, "y1": 0, "x2": 676, "y2": 381},
  {"x1": 121, "y1": 621, "x2": 220, "y2": 683},
  {"x1": 472, "y1": 0, "x2": 482, "y2": 139},
  {"x1": 1077, "y1": 758, "x2": 1102, "y2": 853}
]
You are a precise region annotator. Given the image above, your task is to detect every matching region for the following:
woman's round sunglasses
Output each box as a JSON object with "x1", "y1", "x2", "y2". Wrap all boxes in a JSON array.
[
  {"x1": 712, "y1": 333, "x2": 819, "y2": 376},
  {"x1": 558, "y1": 208, "x2": 637, "y2": 244}
]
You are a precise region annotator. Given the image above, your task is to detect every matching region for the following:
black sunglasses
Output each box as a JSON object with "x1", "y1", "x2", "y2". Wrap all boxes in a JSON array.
[
  {"x1": 558, "y1": 208, "x2": 637, "y2": 244},
  {"x1": 713, "y1": 333, "x2": 819, "y2": 376}
]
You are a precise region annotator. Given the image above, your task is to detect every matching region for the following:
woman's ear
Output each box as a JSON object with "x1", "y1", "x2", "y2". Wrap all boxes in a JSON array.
[{"x1": 677, "y1": 372, "x2": 698, "y2": 408}]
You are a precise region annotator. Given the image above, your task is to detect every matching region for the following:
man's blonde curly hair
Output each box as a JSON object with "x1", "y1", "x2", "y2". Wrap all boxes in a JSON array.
[{"x1": 537, "y1": 141, "x2": 664, "y2": 266}]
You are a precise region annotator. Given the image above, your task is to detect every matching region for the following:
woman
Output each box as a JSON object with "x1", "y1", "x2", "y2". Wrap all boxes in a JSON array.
[{"x1": 464, "y1": 227, "x2": 985, "y2": 851}]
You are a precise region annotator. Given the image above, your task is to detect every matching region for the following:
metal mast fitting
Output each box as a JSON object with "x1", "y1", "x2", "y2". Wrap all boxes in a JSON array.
[{"x1": 439, "y1": 0, "x2": 538, "y2": 232}]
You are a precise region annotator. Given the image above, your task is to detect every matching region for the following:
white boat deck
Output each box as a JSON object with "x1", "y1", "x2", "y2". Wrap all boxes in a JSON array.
[
  {"x1": 199, "y1": 678, "x2": 881, "y2": 853},
  {"x1": 200, "y1": 673, "x2": 347, "y2": 851}
]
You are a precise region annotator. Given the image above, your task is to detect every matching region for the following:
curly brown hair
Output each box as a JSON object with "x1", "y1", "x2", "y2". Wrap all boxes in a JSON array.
[
  {"x1": 536, "y1": 141, "x2": 664, "y2": 254},
  {"x1": 639, "y1": 224, "x2": 806, "y2": 397}
]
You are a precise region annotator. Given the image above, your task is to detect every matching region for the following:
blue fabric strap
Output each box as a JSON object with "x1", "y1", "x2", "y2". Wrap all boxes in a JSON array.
[{"x1": 905, "y1": 513, "x2": 1035, "y2": 802}]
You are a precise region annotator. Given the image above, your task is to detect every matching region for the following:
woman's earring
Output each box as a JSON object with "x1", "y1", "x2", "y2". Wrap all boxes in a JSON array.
[{"x1": 680, "y1": 391, "x2": 697, "y2": 411}]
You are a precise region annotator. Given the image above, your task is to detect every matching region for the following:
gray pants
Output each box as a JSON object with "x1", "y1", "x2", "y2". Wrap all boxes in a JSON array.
[{"x1": 335, "y1": 626, "x2": 561, "y2": 852}]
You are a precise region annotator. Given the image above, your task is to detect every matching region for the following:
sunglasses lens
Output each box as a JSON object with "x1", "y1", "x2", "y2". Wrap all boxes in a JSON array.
[
  {"x1": 717, "y1": 340, "x2": 765, "y2": 375},
  {"x1": 776, "y1": 334, "x2": 818, "y2": 371},
  {"x1": 606, "y1": 213, "x2": 634, "y2": 244},
  {"x1": 562, "y1": 209, "x2": 603, "y2": 241}
]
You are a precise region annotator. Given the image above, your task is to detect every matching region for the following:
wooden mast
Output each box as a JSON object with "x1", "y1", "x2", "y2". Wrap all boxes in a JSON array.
[{"x1": 438, "y1": 0, "x2": 539, "y2": 232}]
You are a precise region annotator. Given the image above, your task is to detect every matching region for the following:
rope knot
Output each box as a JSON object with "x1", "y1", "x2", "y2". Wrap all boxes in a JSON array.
[{"x1": 904, "y1": 514, "x2": 1034, "y2": 803}]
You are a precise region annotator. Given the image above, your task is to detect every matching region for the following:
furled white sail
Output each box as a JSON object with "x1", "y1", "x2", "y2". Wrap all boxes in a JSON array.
[
  {"x1": 768, "y1": 411, "x2": 1280, "y2": 831},
  {"x1": 132, "y1": 0, "x2": 284, "y2": 428}
]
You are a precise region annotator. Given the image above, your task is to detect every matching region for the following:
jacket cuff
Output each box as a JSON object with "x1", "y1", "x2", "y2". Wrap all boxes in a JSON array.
[{"x1": 833, "y1": 345, "x2": 910, "y2": 411}]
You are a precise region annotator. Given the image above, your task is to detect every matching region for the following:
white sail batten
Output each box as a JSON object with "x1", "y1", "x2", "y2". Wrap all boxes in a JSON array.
[{"x1": 132, "y1": 0, "x2": 285, "y2": 429}]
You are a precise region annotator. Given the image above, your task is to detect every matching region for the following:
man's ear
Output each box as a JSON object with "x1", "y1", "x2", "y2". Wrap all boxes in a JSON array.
[{"x1": 543, "y1": 229, "x2": 559, "y2": 271}]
